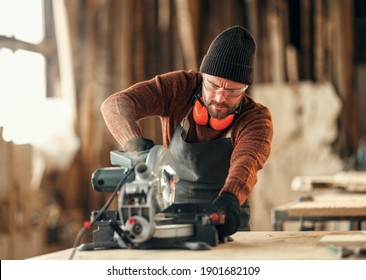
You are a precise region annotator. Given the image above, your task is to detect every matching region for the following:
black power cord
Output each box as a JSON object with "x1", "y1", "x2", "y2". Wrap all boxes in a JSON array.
[{"x1": 68, "y1": 168, "x2": 133, "y2": 260}]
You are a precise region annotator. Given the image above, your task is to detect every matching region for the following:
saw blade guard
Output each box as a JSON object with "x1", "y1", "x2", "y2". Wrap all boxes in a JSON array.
[
  {"x1": 145, "y1": 145, "x2": 179, "y2": 210},
  {"x1": 118, "y1": 146, "x2": 179, "y2": 243}
]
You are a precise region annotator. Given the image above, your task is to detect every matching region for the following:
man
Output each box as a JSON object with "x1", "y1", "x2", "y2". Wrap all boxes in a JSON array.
[{"x1": 101, "y1": 26, "x2": 273, "y2": 240}]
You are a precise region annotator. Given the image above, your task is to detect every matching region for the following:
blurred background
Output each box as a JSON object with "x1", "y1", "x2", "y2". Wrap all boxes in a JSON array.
[{"x1": 0, "y1": 0, "x2": 366, "y2": 259}]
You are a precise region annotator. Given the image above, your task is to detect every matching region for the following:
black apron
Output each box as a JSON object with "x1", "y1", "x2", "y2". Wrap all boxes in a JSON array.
[{"x1": 169, "y1": 123, "x2": 250, "y2": 231}]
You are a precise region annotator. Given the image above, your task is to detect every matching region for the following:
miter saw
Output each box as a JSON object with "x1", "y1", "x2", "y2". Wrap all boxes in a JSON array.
[{"x1": 78, "y1": 145, "x2": 225, "y2": 251}]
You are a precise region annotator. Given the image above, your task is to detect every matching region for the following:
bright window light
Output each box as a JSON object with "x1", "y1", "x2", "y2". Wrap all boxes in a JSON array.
[
  {"x1": 0, "y1": 48, "x2": 47, "y2": 144},
  {"x1": 0, "y1": 0, "x2": 44, "y2": 44},
  {"x1": 0, "y1": 0, "x2": 47, "y2": 143},
  {"x1": 0, "y1": 48, "x2": 46, "y2": 102},
  {"x1": 0, "y1": 0, "x2": 79, "y2": 169}
]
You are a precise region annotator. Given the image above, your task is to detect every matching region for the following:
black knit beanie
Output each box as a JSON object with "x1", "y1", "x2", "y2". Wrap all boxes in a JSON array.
[{"x1": 200, "y1": 26, "x2": 256, "y2": 85}]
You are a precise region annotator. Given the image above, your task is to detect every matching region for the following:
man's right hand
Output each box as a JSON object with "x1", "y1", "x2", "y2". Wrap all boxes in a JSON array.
[{"x1": 124, "y1": 137, "x2": 155, "y2": 152}]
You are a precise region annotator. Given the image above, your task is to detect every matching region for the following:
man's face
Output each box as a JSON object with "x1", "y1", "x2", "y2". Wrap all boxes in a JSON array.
[{"x1": 201, "y1": 74, "x2": 248, "y2": 119}]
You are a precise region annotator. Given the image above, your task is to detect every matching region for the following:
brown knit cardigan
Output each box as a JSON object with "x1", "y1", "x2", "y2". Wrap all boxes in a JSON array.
[{"x1": 101, "y1": 70, "x2": 273, "y2": 205}]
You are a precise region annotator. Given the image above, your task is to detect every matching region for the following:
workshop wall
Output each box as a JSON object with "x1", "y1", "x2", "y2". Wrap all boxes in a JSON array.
[
  {"x1": 251, "y1": 82, "x2": 344, "y2": 230},
  {"x1": 0, "y1": 131, "x2": 44, "y2": 259},
  {"x1": 1, "y1": 0, "x2": 366, "y2": 258}
]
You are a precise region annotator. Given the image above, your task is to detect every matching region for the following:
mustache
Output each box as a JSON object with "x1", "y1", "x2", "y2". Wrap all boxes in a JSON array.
[{"x1": 207, "y1": 100, "x2": 229, "y2": 109}]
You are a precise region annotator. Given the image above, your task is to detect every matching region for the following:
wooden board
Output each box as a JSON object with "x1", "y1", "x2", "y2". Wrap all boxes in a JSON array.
[
  {"x1": 291, "y1": 172, "x2": 366, "y2": 193},
  {"x1": 319, "y1": 233, "x2": 366, "y2": 246},
  {"x1": 27, "y1": 231, "x2": 366, "y2": 260},
  {"x1": 287, "y1": 194, "x2": 366, "y2": 217}
]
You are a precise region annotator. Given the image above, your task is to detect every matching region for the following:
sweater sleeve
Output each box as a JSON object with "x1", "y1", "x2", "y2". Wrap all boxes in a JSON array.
[
  {"x1": 100, "y1": 70, "x2": 197, "y2": 149},
  {"x1": 220, "y1": 100, "x2": 273, "y2": 205}
]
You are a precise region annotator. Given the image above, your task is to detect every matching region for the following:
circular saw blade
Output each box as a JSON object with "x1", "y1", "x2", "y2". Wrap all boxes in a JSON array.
[{"x1": 145, "y1": 145, "x2": 179, "y2": 211}]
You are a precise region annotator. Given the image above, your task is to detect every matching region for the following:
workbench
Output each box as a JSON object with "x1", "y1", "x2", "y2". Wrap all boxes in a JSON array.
[
  {"x1": 271, "y1": 192, "x2": 366, "y2": 231},
  {"x1": 28, "y1": 231, "x2": 366, "y2": 260}
]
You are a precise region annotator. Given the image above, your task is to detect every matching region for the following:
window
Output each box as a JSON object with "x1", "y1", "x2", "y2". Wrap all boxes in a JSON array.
[
  {"x1": 0, "y1": 0, "x2": 46, "y2": 103},
  {"x1": 0, "y1": 0, "x2": 61, "y2": 144}
]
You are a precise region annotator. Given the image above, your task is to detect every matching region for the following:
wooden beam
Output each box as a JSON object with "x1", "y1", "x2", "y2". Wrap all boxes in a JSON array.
[
  {"x1": 0, "y1": 35, "x2": 55, "y2": 55},
  {"x1": 52, "y1": 0, "x2": 77, "y2": 123},
  {"x1": 175, "y1": 0, "x2": 198, "y2": 70}
]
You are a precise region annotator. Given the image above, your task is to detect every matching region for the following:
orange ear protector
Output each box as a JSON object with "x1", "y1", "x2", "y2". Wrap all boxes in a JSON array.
[
  {"x1": 193, "y1": 99, "x2": 235, "y2": 131},
  {"x1": 190, "y1": 75, "x2": 242, "y2": 131}
]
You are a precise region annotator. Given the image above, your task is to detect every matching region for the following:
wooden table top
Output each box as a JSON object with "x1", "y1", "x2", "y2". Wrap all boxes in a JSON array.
[{"x1": 29, "y1": 231, "x2": 366, "y2": 260}]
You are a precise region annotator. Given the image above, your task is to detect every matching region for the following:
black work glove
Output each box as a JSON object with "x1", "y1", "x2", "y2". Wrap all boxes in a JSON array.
[
  {"x1": 213, "y1": 192, "x2": 241, "y2": 240},
  {"x1": 124, "y1": 137, "x2": 154, "y2": 152}
]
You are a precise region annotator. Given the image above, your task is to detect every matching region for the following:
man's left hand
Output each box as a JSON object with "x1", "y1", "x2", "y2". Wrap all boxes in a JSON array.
[{"x1": 213, "y1": 192, "x2": 241, "y2": 240}]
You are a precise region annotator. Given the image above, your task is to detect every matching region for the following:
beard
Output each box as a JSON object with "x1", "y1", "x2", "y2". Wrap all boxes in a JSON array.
[{"x1": 202, "y1": 95, "x2": 239, "y2": 119}]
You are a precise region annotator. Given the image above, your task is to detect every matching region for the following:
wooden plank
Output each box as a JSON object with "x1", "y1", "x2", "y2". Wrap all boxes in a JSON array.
[
  {"x1": 341, "y1": 0, "x2": 360, "y2": 152},
  {"x1": 291, "y1": 172, "x2": 366, "y2": 192},
  {"x1": 52, "y1": 0, "x2": 77, "y2": 123},
  {"x1": 0, "y1": 234, "x2": 9, "y2": 259},
  {"x1": 175, "y1": 0, "x2": 197, "y2": 70},
  {"x1": 286, "y1": 45, "x2": 299, "y2": 84},
  {"x1": 314, "y1": 0, "x2": 324, "y2": 81},
  {"x1": 13, "y1": 230, "x2": 44, "y2": 259},
  {"x1": 0, "y1": 128, "x2": 11, "y2": 200},
  {"x1": 28, "y1": 231, "x2": 366, "y2": 260},
  {"x1": 267, "y1": 3, "x2": 285, "y2": 83},
  {"x1": 319, "y1": 233, "x2": 366, "y2": 246},
  {"x1": 287, "y1": 194, "x2": 366, "y2": 217}
]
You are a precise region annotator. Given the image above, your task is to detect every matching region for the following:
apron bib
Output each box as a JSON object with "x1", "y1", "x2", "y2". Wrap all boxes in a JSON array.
[{"x1": 169, "y1": 124, "x2": 250, "y2": 231}]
